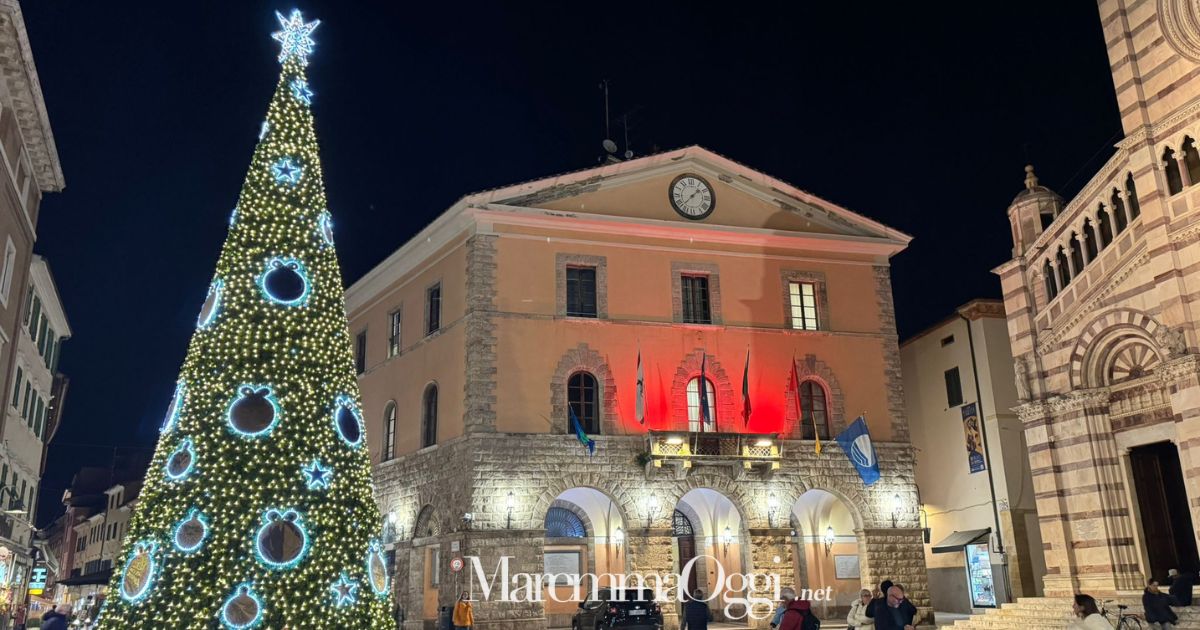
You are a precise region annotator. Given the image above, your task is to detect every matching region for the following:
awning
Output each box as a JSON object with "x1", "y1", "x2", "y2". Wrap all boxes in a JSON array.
[
  {"x1": 931, "y1": 528, "x2": 990, "y2": 554},
  {"x1": 55, "y1": 569, "x2": 112, "y2": 586}
]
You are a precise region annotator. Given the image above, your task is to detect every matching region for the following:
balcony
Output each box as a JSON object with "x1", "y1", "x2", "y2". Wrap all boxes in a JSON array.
[{"x1": 645, "y1": 431, "x2": 781, "y2": 479}]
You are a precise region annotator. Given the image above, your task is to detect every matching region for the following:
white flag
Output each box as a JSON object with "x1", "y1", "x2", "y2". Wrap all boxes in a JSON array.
[{"x1": 636, "y1": 349, "x2": 645, "y2": 424}]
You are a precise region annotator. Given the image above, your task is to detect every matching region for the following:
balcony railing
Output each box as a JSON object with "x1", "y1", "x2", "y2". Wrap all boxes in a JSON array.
[{"x1": 646, "y1": 431, "x2": 781, "y2": 475}]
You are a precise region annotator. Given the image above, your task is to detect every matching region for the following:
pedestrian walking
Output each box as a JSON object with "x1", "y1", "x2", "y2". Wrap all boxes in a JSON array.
[
  {"x1": 452, "y1": 592, "x2": 474, "y2": 630},
  {"x1": 1144, "y1": 580, "x2": 1178, "y2": 630},
  {"x1": 770, "y1": 587, "x2": 796, "y2": 628},
  {"x1": 1068, "y1": 594, "x2": 1111, "y2": 630},
  {"x1": 680, "y1": 589, "x2": 713, "y2": 630},
  {"x1": 778, "y1": 597, "x2": 819, "y2": 630},
  {"x1": 41, "y1": 606, "x2": 68, "y2": 630}
]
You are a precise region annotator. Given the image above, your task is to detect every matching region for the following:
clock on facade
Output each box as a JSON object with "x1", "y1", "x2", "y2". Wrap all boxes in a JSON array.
[{"x1": 669, "y1": 174, "x2": 716, "y2": 220}]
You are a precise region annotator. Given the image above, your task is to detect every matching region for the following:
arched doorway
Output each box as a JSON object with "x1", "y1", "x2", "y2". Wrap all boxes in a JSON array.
[
  {"x1": 675, "y1": 488, "x2": 747, "y2": 622},
  {"x1": 412, "y1": 505, "x2": 443, "y2": 623},
  {"x1": 542, "y1": 487, "x2": 626, "y2": 627},
  {"x1": 791, "y1": 489, "x2": 860, "y2": 619}
]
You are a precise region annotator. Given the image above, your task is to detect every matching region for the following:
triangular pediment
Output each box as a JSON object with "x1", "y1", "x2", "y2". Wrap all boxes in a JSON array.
[{"x1": 465, "y1": 146, "x2": 908, "y2": 243}]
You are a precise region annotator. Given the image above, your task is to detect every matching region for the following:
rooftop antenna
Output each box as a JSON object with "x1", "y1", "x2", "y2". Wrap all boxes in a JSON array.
[{"x1": 600, "y1": 80, "x2": 620, "y2": 163}]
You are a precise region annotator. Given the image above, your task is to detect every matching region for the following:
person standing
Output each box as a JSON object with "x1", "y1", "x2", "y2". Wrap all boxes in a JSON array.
[
  {"x1": 864, "y1": 580, "x2": 893, "y2": 621},
  {"x1": 452, "y1": 593, "x2": 473, "y2": 630},
  {"x1": 847, "y1": 589, "x2": 874, "y2": 630},
  {"x1": 871, "y1": 585, "x2": 915, "y2": 630},
  {"x1": 680, "y1": 589, "x2": 713, "y2": 630},
  {"x1": 778, "y1": 597, "x2": 818, "y2": 630},
  {"x1": 770, "y1": 587, "x2": 797, "y2": 628},
  {"x1": 1144, "y1": 580, "x2": 1178, "y2": 630},
  {"x1": 40, "y1": 606, "x2": 67, "y2": 630}
]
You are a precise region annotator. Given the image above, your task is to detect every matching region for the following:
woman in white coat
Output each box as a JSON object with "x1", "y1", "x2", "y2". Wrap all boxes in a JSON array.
[
  {"x1": 1068, "y1": 594, "x2": 1112, "y2": 630},
  {"x1": 847, "y1": 589, "x2": 874, "y2": 630}
]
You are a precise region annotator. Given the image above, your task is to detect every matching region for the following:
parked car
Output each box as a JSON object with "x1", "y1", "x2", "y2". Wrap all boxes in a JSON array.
[{"x1": 572, "y1": 588, "x2": 663, "y2": 630}]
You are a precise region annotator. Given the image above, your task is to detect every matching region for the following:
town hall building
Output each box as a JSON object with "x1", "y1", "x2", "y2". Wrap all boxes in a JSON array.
[{"x1": 347, "y1": 146, "x2": 925, "y2": 629}]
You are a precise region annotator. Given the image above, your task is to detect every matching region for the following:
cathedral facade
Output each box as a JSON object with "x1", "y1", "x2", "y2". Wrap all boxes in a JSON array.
[
  {"x1": 997, "y1": 0, "x2": 1200, "y2": 597},
  {"x1": 347, "y1": 147, "x2": 927, "y2": 628}
]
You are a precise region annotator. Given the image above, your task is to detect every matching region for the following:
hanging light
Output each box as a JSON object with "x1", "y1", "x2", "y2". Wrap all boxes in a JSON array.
[
  {"x1": 721, "y1": 526, "x2": 734, "y2": 554},
  {"x1": 766, "y1": 492, "x2": 780, "y2": 527},
  {"x1": 823, "y1": 526, "x2": 836, "y2": 556},
  {"x1": 612, "y1": 526, "x2": 625, "y2": 551}
]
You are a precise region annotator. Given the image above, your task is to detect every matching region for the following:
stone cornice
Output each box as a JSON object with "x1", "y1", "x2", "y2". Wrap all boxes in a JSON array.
[
  {"x1": 0, "y1": 1, "x2": 63, "y2": 192},
  {"x1": 1017, "y1": 389, "x2": 1111, "y2": 424},
  {"x1": 1157, "y1": 354, "x2": 1200, "y2": 383}
]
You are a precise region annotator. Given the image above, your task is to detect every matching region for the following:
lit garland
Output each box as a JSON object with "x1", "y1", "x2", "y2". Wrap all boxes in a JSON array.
[
  {"x1": 161, "y1": 380, "x2": 186, "y2": 434},
  {"x1": 94, "y1": 9, "x2": 396, "y2": 629}
]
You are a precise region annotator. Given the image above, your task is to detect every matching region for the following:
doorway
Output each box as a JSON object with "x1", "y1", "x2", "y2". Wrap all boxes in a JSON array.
[
  {"x1": 674, "y1": 509, "x2": 698, "y2": 594},
  {"x1": 1130, "y1": 442, "x2": 1199, "y2": 579}
]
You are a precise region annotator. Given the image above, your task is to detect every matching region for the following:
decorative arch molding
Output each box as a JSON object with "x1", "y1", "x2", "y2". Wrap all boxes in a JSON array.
[
  {"x1": 1070, "y1": 308, "x2": 1167, "y2": 389},
  {"x1": 1160, "y1": 0, "x2": 1200, "y2": 63},
  {"x1": 546, "y1": 499, "x2": 594, "y2": 539},
  {"x1": 785, "y1": 479, "x2": 868, "y2": 533},
  {"x1": 670, "y1": 349, "x2": 735, "y2": 431},
  {"x1": 550, "y1": 343, "x2": 619, "y2": 435},
  {"x1": 530, "y1": 478, "x2": 633, "y2": 536},
  {"x1": 413, "y1": 504, "x2": 443, "y2": 541},
  {"x1": 782, "y1": 354, "x2": 846, "y2": 437}
]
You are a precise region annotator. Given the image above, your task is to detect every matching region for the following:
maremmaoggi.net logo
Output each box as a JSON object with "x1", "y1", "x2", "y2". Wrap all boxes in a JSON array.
[{"x1": 464, "y1": 555, "x2": 833, "y2": 621}]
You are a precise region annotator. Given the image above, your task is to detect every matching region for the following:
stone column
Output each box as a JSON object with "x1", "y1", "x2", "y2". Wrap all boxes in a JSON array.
[
  {"x1": 1178, "y1": 155, "x2": 1193, "y2": 188},
  {"x1": 1163, "y1": 356, "x2": 1200, "y2": 558},
  {"x1": 459, "y1": 529, "x2": 547, "y2": 630},
  {"x1": 626, "y1": 527, "x2": 678, "y2": 629},
  {"x1": 1077, "y1": 232, "x2": 1091, "y2": 265},
  {"x1": 748, "y1": 528, "x2": 795, "y2": 629},
  {"x1": 859, "y1": 528, "x2": 930, "y2": 622}
]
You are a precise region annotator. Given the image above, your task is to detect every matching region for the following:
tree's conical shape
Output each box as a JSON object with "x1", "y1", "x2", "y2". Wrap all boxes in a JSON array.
[{"x1": 96, "y1": 12, "x2": 396, "y2": 629}]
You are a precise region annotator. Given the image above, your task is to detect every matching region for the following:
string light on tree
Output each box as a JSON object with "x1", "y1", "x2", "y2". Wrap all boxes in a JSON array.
[{"x1": 95, "y1": 10, "x2": 396, "y2": 628}]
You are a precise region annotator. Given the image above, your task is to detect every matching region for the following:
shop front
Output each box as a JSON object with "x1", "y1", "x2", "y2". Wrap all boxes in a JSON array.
[{"x1": 931, "y1": 529, "x2": 1001, "y2": 612}]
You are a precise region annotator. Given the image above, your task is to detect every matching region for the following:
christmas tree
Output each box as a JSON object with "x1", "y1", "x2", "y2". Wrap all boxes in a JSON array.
[{"x1": 96, "y1": 11, "x2": 396, "y2": 629}]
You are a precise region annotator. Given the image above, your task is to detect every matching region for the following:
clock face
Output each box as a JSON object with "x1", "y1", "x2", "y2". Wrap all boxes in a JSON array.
[{"x1": 669, "y1": 174, "x2": 715, "y2": 220}]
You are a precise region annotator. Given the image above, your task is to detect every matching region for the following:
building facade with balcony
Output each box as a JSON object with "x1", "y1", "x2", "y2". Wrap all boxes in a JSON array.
[
  {"x1": 348, "y1": 146, "x2": 927, "y2": 629},
  {"x1": 995, "y1": 0, "x2": 1200, "y2": 597}
]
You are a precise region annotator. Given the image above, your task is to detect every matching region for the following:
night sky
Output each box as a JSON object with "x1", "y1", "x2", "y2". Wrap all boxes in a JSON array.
[{"x1": 23, "y1": 1, "x2": 1119, "y2": 525}]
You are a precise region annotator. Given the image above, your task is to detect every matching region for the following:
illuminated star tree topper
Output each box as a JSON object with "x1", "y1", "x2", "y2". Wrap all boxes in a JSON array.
[{"x1": 95, "y1": 10, "x2": 396, "y2": 630}]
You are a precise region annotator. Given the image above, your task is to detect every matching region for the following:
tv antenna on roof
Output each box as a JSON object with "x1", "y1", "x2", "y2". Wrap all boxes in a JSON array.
[{"x1": 600, "y1": 80, "x2": 622, "y2": 163}]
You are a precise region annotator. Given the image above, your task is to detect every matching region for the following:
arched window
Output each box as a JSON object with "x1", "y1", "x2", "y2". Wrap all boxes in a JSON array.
[
  {"x1": 686, "y1": 377, "x2": 716, "y2": 431},
  {"x1": 672, "y1": 510, "x2": 694, "y2": 536},
  {"x1": 1126, "y1": 173, "x2": 1141, "y2": 219},
  {"x1": 544, "y1": 507, "x2": 587, "y2": 538},
  {"x1": 799, "y1": 380, "x2": 830, "y2": 440},
  {"x1": 1164, "y1": 147, "x2": 1184, "y2": 195},
  {"x1": 1184, "y1": 137, "x2": 1200, "y2": 185},
  {"x1": 1069, "y1": 232, "x2": 1084, "y2": 273},
  {"x1": 567, "y1": 372, "x2": 600, "y2": 435},
  {"x1": 1082, "y1": 219, "x2": 1098, "y2": 261},
  {"x1": 382, "y1": 402, "x2": 396, "y2": 461},
  {"x1": 1056, "y1": 247, "x2": 1071, "y2": 287},
  {"x1": 1097, "y1": 203, "x2": 1114, "y2": 246},
  {"x1": 414, "y1": 505, "x2": 440, "y2": 538},
  {"x1": 421, "y1": 384, "x2": 438, "y2": 448},
  {"x1": 1043, "y1": 259, "x2": 1058, "y2": 301}
]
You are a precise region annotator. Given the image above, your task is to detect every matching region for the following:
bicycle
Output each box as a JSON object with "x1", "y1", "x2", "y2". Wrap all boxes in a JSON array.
[{"x1": 1101, "y1": 600, "x2": 1144, "y2": 630}]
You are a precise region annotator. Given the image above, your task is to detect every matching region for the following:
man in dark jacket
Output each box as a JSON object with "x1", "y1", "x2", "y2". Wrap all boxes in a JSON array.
[
  {"x1": 864, "y1": 580, "x2": 893, "y2": 620},
  {"x1": 1168, "y1": 569, "x2": 1196, "y2": 606},
  {"x1": 872, "y1": 585, "x2": 917, "y2": 630},
  {"x1": 680, "y1": 589, "x2": 713, "y2": 630},
  {"x1": 1144, "y1": 580, "x2": 1179, "y2": 630},
  {"x1": 39, "y1": 606, "x2": 68, "y2": 630}
]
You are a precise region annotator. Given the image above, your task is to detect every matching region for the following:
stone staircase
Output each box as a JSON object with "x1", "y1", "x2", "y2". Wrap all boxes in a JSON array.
[{"x1": 947, "y1": 596, "x2": 1200, "y2": 630}]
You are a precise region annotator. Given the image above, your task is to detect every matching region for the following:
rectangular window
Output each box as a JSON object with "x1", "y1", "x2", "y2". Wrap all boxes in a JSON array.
[
  {"x1": 425, "y1": 283, "x2": 441, "y2": 336},
  {"x1": 0, "y1": 237, "x2": 15, "y2": 306},
  {"x1": 680, "y1": 275, "x2": 712, "y2": 324},
  {"x1": 10, "y1": 367, "x2": 20, "y2": 407},
  {"x1": 22, "y1": 287, "x2": 32, "y2": 327},
  {"x1": 565, "y1": 267, "x2": 598, "y2": 318},
  {"x1": 354, "y1": 331, "x2": 367, "y2": 375},
  {"x1": 945, "y1": 367, "x2": 964, "y2": 408},
  {"x1": 28, "y1": 295, "x2": 40, "y2": 334},
  {"x1": 387, "y1": 310, "x2": 401, "y2": 358},
  {"x1": 34, "y1": 396, "x2": 44, "y2": 439},
  {"x1": 36, "y1": 314, "x2": 47, "y2": 355},
  {"x1": 941, "y1": 335, "x2": 955, "y2": 347},
  {"x1": 42, "y1": 326, "x2": 55, "y2": 361},
  {"x1": 21, "y1": 382, "x2": 30, "y2": 420},
  {"x1": 788, "y1": 281, "x2": 820, "y2": 330}
]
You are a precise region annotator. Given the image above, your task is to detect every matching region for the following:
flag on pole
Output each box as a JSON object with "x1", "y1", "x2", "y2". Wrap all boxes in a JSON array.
[
  {"x1": 698, "y1": 352, "x2": 712, "y2": 426},
  {"x1": 790, "y1": 358, "x2": 821, "y2": 455},
  {"x1": 635, "y1": 348, "x2": 645, "y2": 425},
  {"x1": 569, "y1": 406, "x2": 596, "y2": 455},
  {"x1": 741, "y1": 348, "x2": 752, "y2": 426},
  {"x1": 835, "y1": 416, "x2": 880, "y2": 485}
]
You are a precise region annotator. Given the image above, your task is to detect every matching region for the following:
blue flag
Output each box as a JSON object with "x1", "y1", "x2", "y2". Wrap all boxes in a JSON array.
[
  {"x1": 835, "y1": 417, "x2": 879, "y2": 485},
  {"x1": 569, "y1": 406, "x2": 596, "y2": 455}
]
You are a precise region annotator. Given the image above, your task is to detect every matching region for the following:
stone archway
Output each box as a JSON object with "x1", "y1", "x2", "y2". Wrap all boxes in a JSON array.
[
  {"x1": 551, "y1": 343, "x2": 620, "y2": 435},
  {"x1": 783, "y1": 354, "x2": 846, "y2": 437},
  {"x1": 674, "y1": 487, "x2": 750, "y2": 621},
  {"x1": 670, "y1": 349, "x2": 736, "y2": 431},
  {"x1": 1069, "y1": 308, "x2": 1166, "y2": 389},
  {"x1": 791, "y1": 489, "x2": 861, "y2": 618}
]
